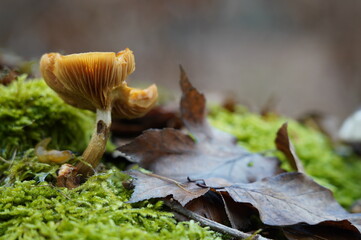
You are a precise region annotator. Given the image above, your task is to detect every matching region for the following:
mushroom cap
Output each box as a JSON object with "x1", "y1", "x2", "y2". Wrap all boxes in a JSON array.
[
  {"x1": 40, "y1": 49, "x2": 158, "y2": 118},
  {"x1": 112, "y1": 84, "x2": 158, "y2": 119}
]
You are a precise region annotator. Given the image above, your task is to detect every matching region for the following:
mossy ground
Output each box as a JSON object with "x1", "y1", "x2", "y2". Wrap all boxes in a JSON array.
[
  {"x1": 2, "y1": 76, "x2": 361, "y2": 239},
  {"x1": 0, "y1": 76, "x2": 94, "y2": 157},
  {"x1": 0, "y1": 76, "x2": 222, "y2": 240},
  {"x1": 0, "y1": 157, "x2": 221, "y2": 240},
  {"x1": 209, "y1": 106, "x2": 361, "y2": 207}
]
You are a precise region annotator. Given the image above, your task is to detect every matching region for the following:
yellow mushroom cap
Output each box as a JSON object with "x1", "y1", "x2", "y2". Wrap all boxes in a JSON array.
[
  {"x1": 40, "y1": 49, "x2": 158, "y2": 118},
  {"x1": 112, "y1": 84, "x2": 158, "y2": 119}
]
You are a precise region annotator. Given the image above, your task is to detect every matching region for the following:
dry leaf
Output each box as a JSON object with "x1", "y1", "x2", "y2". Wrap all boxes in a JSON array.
[
  {"x1": 283, "y1": 221, "x2": 361, "y2": 240},
  {"x1": 122, "y1": 67, "x2": 361, "y2": 239},
  {"x1": 185, "y1": 192, "x2": 229, "y2": 225},
  {"x1": 221, "y1": 172, "x2": 360, "y2": 232},
  {"x1": 127, "y1": 170, "x2": 209, "y2": 206},
  {"x1": 220, "y1": 193, "x2": 259, "y2": 231},
  {"x1": 111, "y1": 105, "x2": 182, "y2": 138},
  {"x1": 275, "y1": 122, "x2": 305, "y2": 173},
  {"x1": 119, "y1": 67, "x2": 282, "y2": 185}
]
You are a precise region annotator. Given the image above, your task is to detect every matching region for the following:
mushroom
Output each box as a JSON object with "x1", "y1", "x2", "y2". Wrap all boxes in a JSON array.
[{"x1": 40, "y1": 49, "x2": 158, "y2": 177}]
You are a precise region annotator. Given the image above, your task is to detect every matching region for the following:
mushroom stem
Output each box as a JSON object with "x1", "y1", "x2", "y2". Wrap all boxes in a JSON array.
[{"x1": 76, "y1": 109, "x2": 112, "y2": 177}]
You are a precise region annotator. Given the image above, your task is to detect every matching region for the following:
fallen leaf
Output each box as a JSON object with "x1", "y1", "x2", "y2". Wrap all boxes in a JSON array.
[
  {"x1": 185, "y1": 192, "x2": 229, "y2": 225},
  {"x1": 221, "y1": 172, "x2": 360, "y2": 232},
  {"x1": 127, "y1": 170, "x2": 209, "y2": 206},
  {"x1": 283, "y1": 221, "x2": 361, "y2": 240},
  {"x1": 275, "y1": 123, "x2": 305, "y2": 173},
  {"x1": 121, "y1": 67, "x2": 361, "y2": 239},
  {"x1": 127, "y1": 170, "x2": 230, "y2": 225},
  {"x1": 127, "y1": 169, "x2": 361, "y2": 238},
  {"x1": 0, "y1": 65, "x2": 18, "y2": 85},
  {"x1": 179, "y1": 65, "x2": 211, "y2": 141},
  {"x1": 344, "y1": 213, "x2": 361, "y2": 231},
  {"x1": 120, "y1": 128, "x2": 281, "y2": 185},
  {"x1": 220, "y1": 193, "x2": 259, "y2": 231},
  {"x1": 119, "y1": 67, "x2": 282, "y2": 185}
]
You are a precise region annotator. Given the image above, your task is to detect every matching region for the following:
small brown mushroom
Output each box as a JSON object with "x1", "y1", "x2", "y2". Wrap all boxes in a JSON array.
[{"x1": 40, "y1": 49, "x2": 158, "y2": 177}]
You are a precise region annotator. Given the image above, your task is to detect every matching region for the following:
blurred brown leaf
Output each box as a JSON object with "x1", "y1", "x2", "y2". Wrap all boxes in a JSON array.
[
  {"x1": 0, "y1": 65, "x2": 18, "y2": 85},
  {"x1": 275, "y1": 123, "x2": 305, "y2": 173},
  {"x1": 111, "y1": 106, "x2": 182, "y2": 138}
]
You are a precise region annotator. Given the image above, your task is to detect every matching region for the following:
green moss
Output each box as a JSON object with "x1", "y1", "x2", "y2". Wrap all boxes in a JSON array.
[
  {"x1": 0, "y1": 76, "x2": 220, "y2": 240},
  {"x1": 0, "y1": 163, "x2": 221, "y2": 240},
  {"x1": 209, "y1": 106, "x2": 361, "y2": 207},
  {"x1": 0, "y1": 76, "x2": 95, "y2": 157},
  {"x1": 5, "y1": 75, "x2": 359, "y2": 238}
]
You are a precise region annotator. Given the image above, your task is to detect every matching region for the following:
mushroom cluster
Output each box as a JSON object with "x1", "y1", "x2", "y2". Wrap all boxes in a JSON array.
[{"x1": 40, "y1": 49, "x2": 158, "y2": 178}]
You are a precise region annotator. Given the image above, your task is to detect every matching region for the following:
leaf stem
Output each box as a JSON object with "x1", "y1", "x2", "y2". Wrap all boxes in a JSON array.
[{"x1": 147, "y1": 172, "x2": 198, "y2": 194}]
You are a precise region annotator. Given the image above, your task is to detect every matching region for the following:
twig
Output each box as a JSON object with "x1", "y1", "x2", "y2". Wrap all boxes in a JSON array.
[{"x1": 163, "y1": 199, "x2": 271, "y2": 240}]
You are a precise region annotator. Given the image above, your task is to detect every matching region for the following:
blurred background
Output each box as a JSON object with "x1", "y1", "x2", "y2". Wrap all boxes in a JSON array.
[{"x1": 1, "y1": 0, "x2": 361, "y2": 123}]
